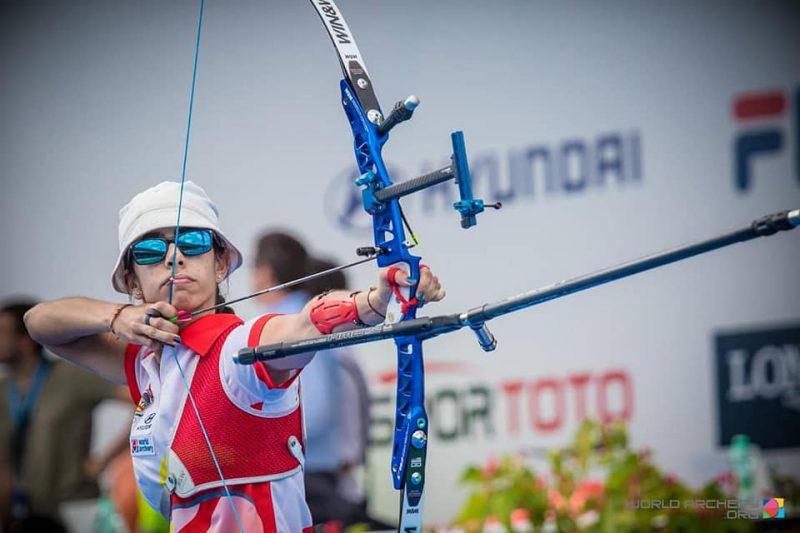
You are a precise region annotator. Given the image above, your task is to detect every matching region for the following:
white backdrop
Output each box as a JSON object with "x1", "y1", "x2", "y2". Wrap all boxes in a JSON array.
[{"x1": 2, "y1": 0, "x2": 799, "y2": 526}]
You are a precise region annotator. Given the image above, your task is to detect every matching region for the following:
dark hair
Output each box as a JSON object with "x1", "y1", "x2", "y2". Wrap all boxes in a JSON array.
[
  {"x1": 1, "y1": 299, "x2": 42, "y2": 351},
  {"x1": 254, "y1": 232, "x2": 310, "y2": 285},
  {"x1": 303, "y1": 256, "x2": 349, "y2": 295},
  {"x1": 215, "y1": 285, "x2": 234, "y2": 314},
  {"x1": 208, "y1": 233, "x2": 234, "y2": 314}
]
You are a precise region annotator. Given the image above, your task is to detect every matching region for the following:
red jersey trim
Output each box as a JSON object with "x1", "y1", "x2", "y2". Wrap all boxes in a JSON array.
[
  {"x1": 124, "y1": 343, "x2": 142, "y2": 404},
  {"x1": 247, "y1": 314, "x2": 300, "y2": 390},
  {"x1": 247, "y1": 313, "x2": 280, "y2": 347},
  {"x1": 181, "y1": 313, "x2": 243, "y2": 357},
  {"x1": 170, "y1": 481, "x2": 281, "y2": 532}
]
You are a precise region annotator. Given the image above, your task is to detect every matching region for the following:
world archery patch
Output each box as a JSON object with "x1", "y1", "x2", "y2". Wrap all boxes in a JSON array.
[
  {"x1": 134, "y1": 385, "x2": 154, "y2": 417},
  {"x1": 130, "y1": 436, "x2": 156, "y2": 457}
]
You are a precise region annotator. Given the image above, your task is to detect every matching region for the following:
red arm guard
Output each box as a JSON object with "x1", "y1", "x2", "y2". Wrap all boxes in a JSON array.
[{"x1": 309, "y1": 292, "x2": 366, "y2": 335}]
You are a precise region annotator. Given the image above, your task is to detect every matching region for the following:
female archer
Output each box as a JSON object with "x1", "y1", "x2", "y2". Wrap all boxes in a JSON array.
[{"x1": 24, "y1": 180, "x2": 445, "y2": 532}]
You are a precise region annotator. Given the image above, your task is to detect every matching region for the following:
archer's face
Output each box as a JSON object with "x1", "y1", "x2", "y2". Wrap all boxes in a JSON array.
[{"x1": 127, "y1": 227, "x2": 228, "y2": 312}]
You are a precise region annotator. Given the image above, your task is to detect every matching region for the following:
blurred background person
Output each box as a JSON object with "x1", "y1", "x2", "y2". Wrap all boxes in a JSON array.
[
  {"x1": 0, "y1": 299, "x2": 129, "y2": 532},
  {"x1": 252, "y1": 233, "x2": 386, "y2": 528},
  {"x1": 303, "y1": 257, "x2": 372, "y2": 518}
]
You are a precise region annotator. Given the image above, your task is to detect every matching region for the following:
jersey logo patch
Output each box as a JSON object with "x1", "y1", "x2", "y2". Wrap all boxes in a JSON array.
[{"x1": 131, "y1": 437, "x2": 156, "y2": 456}]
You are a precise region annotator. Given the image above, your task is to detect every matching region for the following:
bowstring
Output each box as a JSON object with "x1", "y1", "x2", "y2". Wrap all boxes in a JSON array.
[{"x1": 169, "y1": 1, "x2": 245, "y2": 531}]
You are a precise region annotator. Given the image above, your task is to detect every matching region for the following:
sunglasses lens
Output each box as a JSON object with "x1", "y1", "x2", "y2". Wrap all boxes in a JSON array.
[
  {"x1": 178, "y1": 230, "x2": 213, "y2": 256},
  {"x1": 130, "y1": 230, "x2": 213, "y2": 265},
  {"x1": 132, "y1": 239, "x2": 168, "y2": 265}
]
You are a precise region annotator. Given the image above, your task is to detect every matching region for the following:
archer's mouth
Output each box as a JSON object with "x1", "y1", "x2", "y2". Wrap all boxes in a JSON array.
[{"x1": 164, "y1": 276, "x2": 195, "y2": 287}]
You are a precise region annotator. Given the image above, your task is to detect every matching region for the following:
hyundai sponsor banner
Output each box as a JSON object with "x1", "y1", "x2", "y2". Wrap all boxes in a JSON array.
[
  {"x1": 716, "y1": 324, "x2": 800, "y2": 449},
  {"x1": 2, "y1": 0, "x2": 799, "y2": 526},
  {"x1": 324, "y1": 130, "x2": 643, "y2": 235}
]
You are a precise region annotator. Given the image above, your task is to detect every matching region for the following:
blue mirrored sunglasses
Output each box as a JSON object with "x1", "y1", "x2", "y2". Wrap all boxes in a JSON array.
[{"x1": 130, "y1": 229, "x2": 215, "y2": 265}]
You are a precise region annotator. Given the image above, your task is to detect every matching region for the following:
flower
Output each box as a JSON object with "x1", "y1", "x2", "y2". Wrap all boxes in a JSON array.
[
  {"x1": 640, "y1": 447, "x2": 652, "y2": 463},
  {"x1": 548, "y1": 489, "x2": 566, "y2": 511},
  {"x1": 569, "y1": 480, "x2": 604, "y2": 515},
  {"x1": 482, "y1": 456, "x2": 500, "y2": 478},
  {"x1": 576, "y1": 510, "x2": 599, "y2": 529}
]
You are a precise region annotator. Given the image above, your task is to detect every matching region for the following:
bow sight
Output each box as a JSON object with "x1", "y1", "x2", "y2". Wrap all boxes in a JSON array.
[{"x1": 355, "y1": 125, "x2": 502, "y2": 230}]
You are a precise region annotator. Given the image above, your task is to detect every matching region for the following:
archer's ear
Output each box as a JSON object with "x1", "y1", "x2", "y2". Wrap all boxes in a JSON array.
[
  {"x1": 214, "y1": 249, "x2": 231, "y2": 282},
  {"x1": 124, "y1": 270, "x2": 141, "y2": 300}
]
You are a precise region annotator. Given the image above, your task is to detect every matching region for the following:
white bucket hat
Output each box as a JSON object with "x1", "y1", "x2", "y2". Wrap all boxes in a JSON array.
[{"x1": 111, "y1": 181, "x2": 243, "y2": 293}]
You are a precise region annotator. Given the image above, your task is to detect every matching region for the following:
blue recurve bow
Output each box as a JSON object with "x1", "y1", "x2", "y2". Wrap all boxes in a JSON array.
[{"x1": 308, "y1": 0, "x2": 498, "y2": 529}]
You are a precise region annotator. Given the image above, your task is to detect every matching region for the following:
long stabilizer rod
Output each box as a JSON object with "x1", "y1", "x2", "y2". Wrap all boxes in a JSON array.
[{"x1": 236, "y1": 209, "x2": 799, "y2": 364}]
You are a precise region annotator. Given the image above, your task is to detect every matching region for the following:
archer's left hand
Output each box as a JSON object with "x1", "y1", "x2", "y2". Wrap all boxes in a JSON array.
[{"x1": 375, "y1": 264, "x2": 445, "y2": 309}]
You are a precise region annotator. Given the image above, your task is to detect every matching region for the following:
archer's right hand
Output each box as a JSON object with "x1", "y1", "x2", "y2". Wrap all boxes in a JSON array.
[{"x1": 112, "y1": 302, "x2": 181, "y2": 351}]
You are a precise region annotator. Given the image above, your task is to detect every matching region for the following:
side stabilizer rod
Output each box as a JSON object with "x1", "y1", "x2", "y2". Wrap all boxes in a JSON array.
[{"x1": 235, "y1": 209, "x2": 799, "y2": 364}]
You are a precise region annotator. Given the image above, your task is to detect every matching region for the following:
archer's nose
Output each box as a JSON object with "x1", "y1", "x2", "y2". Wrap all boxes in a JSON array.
[{"x1": 164, "y1": 243, "x2": 185, "y2": 268}]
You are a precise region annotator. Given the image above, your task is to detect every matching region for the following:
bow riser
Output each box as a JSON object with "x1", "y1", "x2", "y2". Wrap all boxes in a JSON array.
[{"x1": 341, "y1": 80, "x2": 429, "y2": 512}]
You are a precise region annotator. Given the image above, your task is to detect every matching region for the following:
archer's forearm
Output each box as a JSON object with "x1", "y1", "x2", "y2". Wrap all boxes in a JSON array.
[{"x1": 24, "y1": 297, "x2": 122, "y2": 346}]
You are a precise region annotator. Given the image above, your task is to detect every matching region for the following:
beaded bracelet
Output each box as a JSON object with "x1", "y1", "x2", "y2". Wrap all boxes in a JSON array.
[{"x1": 109, "y1": 303, "x2": 133, "y2": 336}]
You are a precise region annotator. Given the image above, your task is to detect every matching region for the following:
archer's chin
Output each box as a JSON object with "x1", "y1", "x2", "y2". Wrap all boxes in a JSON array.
[{"x1": 168, "y1": 291, "x2": 204, "y2": 312}]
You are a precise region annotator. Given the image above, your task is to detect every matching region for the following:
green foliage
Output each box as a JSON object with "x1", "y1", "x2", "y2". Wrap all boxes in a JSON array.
[{"x1": 454, "y1": 420, "x2": 756, "y2": 532}]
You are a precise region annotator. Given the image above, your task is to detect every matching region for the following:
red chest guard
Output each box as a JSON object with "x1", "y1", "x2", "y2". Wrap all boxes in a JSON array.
[{"x1": 167, "y1": 319, "x2": 305, "y2": 498}]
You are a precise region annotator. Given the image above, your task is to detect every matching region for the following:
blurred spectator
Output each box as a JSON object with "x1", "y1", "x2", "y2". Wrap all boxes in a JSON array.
[
  {"x1": 252, "y1": 233, "x2": 383, "y2": 528},
  {"x1": 304, "y1": 257, "x2": 371, "y2": 507},
  {"x1": 0, "y1": 299, "x2": 128, "y2": 532},
  {"x1": 302, "y1": 256, "x2": 348, "y2": 297}
]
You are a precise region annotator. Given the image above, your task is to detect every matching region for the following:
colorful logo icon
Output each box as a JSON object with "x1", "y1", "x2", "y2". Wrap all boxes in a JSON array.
[
  {"x1": 134, "y1": 386, "x2": 154, "y2": 417},
  {"x1": 763, "y1": 498, "x2": 785, "y2": 519}
]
